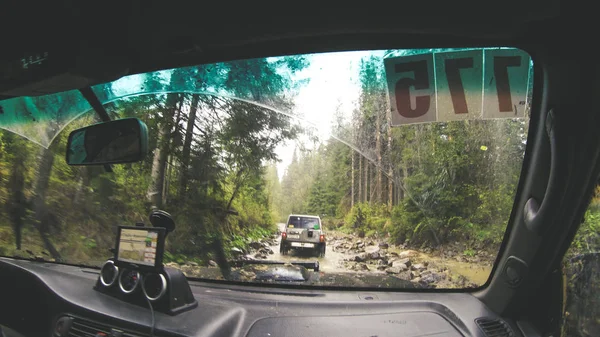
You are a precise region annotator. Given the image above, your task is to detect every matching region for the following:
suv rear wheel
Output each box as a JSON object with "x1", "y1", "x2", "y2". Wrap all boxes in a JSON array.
[
  {"x1": 280, "y1": 243, "x2": 288, "y2": 255},
  {"x1": 316, "y1": 243, "x2": 326, "y2": 257}
]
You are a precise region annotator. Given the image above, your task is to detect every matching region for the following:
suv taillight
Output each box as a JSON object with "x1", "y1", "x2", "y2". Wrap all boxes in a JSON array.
[
  {"x1": 282, "y1": 232, "x2": 287, "y2": 240},
  {"x1": 319, "y1": 234, "x2": 325, "y2": 242}
]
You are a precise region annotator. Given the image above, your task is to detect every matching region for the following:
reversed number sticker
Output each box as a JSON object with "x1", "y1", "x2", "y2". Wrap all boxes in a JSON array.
[
  {"x1": 384, "y1": 53, "x2": 436, "y2": 125},
  {"x1": 483, "y1": 48, "x2": 531, "y2": 119},
  {"x1": 385, "y1": 48, "x2": 531, "y2": 126},
  {"x1": 435, "y1": 50, "x2": 484, "y2": 121}
]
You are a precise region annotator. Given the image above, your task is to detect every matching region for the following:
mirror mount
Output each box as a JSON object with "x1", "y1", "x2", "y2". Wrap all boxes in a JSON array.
[{"x1": 79, "y1": 87, "x2": 114, "y2": 172}]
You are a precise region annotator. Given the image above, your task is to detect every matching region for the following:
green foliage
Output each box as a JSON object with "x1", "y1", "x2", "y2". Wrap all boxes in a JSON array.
[
  {"x1": 321, "y1": 217, "x2": 344, "y2": 230},
  {"x1": 463, "y1": 249, "x2": 476, "y2": 257},
  {"x1": 343, "y1": 203, "x2": 389, "y2": 238},
  {"x1": 80, "y1": 236, "x2": 97, "y2": 249},
  {"x1": 383, "y1": 118, "x2": 526, "y2": 247},
  {"x1": 568, "y1": 201, "x2": 600, "y2": 257}
]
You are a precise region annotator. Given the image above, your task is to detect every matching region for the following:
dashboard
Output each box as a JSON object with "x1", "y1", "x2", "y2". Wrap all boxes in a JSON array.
[{"x1": 0, "y1": 257, "x2": 525, "y2": 337}]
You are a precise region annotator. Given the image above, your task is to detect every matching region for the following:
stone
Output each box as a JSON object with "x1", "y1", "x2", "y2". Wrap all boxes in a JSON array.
[
  {"x1": 398, "y1": 250, "x2": 418, "y2": 258},
  {"x1": 165, "y1": 262, "x2": 180, "y2": 268},
  {"x1": 386, "y1": 267, "x2": 403, "y2": 274},
  {"x1": 412, "y1": 263, "x2": 427, "y2": 271},
  {"x1": 354, "y1": 253, "x2": 367, "y2": 262},
  {"x1": 395, "y1": 258, "x2": 411, "y2": 268},
  {"x1": 391, "y1": 262, "x2": 408, "y2": 271},
  {"x1": 231, "y1": 247, "x2": 244, "y2": 255},
  {"x1": 357, "y1": 263, "x2": 369, "y2": 271}
]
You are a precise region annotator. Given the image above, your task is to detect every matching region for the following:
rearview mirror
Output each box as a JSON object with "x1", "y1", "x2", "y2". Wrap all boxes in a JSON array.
[{"x1": 66, "y1": 118, "x2": 148, "y2": 165}]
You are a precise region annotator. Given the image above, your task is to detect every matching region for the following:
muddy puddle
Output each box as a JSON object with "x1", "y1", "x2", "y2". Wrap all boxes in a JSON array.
[{"x1": 387, "y1": 247, "x2": 493, "y2": 286}]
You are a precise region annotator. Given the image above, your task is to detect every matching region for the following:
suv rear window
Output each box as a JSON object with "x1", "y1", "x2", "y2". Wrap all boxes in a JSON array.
[{"x1": 288, "y1": 217, "x2": 320, "y2": 229}]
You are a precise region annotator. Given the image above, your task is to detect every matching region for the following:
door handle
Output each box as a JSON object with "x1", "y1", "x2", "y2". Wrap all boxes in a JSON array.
[{"x1": 524, "y1": 109, "x2": 569, "y2": 235}]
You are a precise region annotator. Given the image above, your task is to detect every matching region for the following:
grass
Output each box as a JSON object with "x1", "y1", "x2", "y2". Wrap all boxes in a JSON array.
[{"x1": 0, "y1": 225, "x2": 47, "y2": 257}]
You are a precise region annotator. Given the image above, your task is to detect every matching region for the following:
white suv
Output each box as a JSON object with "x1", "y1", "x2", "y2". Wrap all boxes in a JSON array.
[{"x1": 279, "y1": 214, "x2": 326, "y2": 257}]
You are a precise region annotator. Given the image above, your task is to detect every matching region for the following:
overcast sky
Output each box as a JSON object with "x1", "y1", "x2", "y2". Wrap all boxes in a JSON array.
[{"x1": 273, "y1": 50, "x2": 385, "y2": 180}]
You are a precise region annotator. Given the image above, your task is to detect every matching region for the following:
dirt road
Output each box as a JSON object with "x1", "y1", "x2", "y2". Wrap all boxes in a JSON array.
[{"x1": 259, "y1": 229, "x2": 492, "y2": 288}]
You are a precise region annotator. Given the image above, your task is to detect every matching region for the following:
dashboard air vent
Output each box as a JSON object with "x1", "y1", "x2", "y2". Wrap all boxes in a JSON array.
[
  {"x1": 475, "y1": 317, "x2": 513, "y2": 337},
  {"x1": 65, "y1": 315, "x2": 148, "y2": 337}
]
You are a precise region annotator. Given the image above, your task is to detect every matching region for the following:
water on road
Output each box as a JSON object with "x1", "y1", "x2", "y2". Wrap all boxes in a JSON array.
[{"x1": 265, "y1": 232, "x2": 349, "y2": 273}]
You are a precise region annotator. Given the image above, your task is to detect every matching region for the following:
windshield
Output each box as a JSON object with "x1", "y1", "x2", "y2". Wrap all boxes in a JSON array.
[{"x1": 0, "y1": 48, "x2": 532, "y2": 289}]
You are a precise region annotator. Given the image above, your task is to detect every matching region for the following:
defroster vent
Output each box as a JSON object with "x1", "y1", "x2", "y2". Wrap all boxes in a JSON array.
[
  {"x1": 54, "y1": 315, "x2": 149, "y2": 337},
  {"x1": 475, "y1": 317, "x2": 513, "y2": 337}
]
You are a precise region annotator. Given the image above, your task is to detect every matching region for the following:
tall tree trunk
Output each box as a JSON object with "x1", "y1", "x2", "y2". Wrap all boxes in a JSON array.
[
  {"x1": 163, "y1": 155, "x2": 173, "y2": 206},
  {"x1": 33, "y1": 148, "x2": 54, "y2": 213},
  {"x1": 364, "y1": 161, "x2": 369, "y2": 203},
  {"x1": 178, "y1": 94, "x2": 200, "y2": 199},
  {"x1": 351, "y1": 151, "x2": 355, "y2": 208},
  {"x1": 147, "y1": 94, "x2": 180, "y2": 208},
  {"x1": 416, "y1": 125, "x2": 423, "y2": 169},
  {"x1": 386, "y1": 94, "x2": 394, "y2": 211},
  {"x1": 164, "y1": 96, "x2": 185, "y2": 206},
  {"x1": 147, "y1": 125, "x2": 169, "y2": 208},
  {"x1": 8, "y1": 161, "x2": 26, "y2": 250},
  {"x1": 400, "y1": 166, "x2": 406, "y2": 200},
  {"x1": 370, "y1": 163, "x2": 377, "y2": 204},
  {"x1": 32, "y1": 147, "x2": 61, "y2": 259},
  {"x1": 212, "y1": 235, "x2": 231, "y2": 280},
  {"x1": 358, "y1": 155, "x2": 362, "y2": 204},
  {"x1": 213, "y1": 168, "x2": 246, "y2": 281},
  {"x1": 376, "y1": 108, "x2": 382, "y2": 204},
  {"x1": 73, "y1": 176, "x2": 85, "y2": 205},
  {"x1": 200, "y1": 139, "x2": 212, "y2": 197}
]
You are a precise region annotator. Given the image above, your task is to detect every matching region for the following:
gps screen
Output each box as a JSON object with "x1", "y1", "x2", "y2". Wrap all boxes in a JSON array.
[{"x1": 116, "y1": 227, "x2": 162, "y2": 267}]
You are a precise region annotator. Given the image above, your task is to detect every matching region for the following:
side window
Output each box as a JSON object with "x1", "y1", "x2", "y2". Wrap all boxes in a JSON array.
[{"x1": 562, "y1": 186, "x2": 600, "y2": 337}]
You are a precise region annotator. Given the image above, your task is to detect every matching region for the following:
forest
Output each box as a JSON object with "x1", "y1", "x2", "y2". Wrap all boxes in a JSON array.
[
  {"x1": 271, "y1": 52, "x2": 530, "y2": 252},
  {"x1": 0, "y1": 49, "x2": 597, "y2": 272}
]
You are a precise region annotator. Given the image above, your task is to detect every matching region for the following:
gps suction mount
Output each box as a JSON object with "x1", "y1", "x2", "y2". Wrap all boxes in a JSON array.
[
  {"x1": 149, "y1": 209, "x2": 175, "y2": 236},
  {"x1": 148, "y1": 209, "x2": 197, "y2": 315}
]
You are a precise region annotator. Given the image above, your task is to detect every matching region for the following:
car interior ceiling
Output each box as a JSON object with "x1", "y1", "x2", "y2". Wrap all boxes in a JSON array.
[{"x1": 1, "y1": 1, "x2": 599, "y2": 337}]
